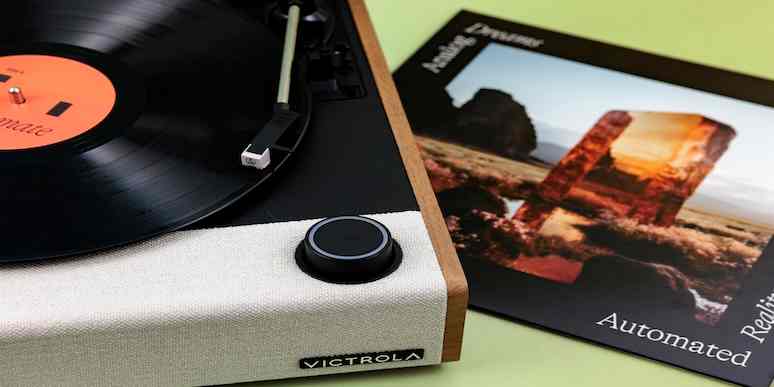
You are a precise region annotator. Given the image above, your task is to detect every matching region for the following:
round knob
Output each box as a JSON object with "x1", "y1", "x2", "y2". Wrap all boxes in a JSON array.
[{"x1": 296, "y1": 216, "x2": 402, "y2": 284}]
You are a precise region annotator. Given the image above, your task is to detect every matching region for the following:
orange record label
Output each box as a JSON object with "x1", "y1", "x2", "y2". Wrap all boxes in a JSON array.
[{"x1": 0, "y1": 55, "x2": 116, "y2": 150}]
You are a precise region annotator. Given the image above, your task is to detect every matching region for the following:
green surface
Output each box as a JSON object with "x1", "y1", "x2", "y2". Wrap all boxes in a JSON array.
[{"x1": 250, "y1": 1, "x2": 774, "y2": 386}]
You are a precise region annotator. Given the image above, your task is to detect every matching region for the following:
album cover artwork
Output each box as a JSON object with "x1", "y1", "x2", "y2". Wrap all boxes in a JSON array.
[{"x1": 395, "y1": 11, "x2": 774, "y2": 386}]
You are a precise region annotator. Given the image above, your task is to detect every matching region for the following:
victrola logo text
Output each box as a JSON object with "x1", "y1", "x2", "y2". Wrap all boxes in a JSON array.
[{"x1": 299, "y1": 349, "x2": 424, "y2": 369}]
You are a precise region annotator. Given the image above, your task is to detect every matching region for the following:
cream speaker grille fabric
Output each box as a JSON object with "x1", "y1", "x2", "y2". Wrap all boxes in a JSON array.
[{"x1": 0, "y1": 211, "x2": 448, "y2": 386}]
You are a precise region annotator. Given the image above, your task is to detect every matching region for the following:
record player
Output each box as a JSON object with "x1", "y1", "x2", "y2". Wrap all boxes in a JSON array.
[{"x1": 0, "y1": 1, "x2": 467, "y2": 385}]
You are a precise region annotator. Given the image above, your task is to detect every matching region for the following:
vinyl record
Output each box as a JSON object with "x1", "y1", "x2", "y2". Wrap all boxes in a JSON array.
[{"x1": 0, "y1": 0, "x2": 311, "y2": 262}]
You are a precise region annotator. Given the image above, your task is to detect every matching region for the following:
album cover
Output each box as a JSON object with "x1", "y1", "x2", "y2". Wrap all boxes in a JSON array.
[{"x1": 395, "y1": 11, "x2": 774, "y2": 386}]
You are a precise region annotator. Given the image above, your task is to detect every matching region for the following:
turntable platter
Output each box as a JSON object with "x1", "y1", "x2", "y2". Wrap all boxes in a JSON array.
[{"x1": 0, "y1": 0, "x2": 310, "y2": 262}]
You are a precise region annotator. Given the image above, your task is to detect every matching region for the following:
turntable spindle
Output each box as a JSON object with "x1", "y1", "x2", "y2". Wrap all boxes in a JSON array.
[{"x1": 8, "y1": 86, "x2": 26, "y2": 104}]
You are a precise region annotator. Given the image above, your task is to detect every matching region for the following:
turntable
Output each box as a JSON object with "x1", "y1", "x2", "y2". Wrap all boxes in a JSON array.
[{"x1": 0, "y1": 1, "x2": 467, "y2": 385}]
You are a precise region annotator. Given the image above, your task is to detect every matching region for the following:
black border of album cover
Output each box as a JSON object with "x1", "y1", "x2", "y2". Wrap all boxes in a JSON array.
[{"x1": 395, "y1": 10, "x2": 774, "y2": 387}]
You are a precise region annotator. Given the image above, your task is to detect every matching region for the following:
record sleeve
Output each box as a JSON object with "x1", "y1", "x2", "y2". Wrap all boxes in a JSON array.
[{"x1": 395, "y1": 10, "x2": 774, "y2": 387}]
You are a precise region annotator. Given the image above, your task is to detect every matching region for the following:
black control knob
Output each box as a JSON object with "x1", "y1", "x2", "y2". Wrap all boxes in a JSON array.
[{"x1": 296, "y1": 216, "x2": 402, "y2": 284}]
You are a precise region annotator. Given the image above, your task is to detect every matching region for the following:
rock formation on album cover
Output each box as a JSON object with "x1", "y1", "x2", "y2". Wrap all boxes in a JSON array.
[
  {"x1": 407, "y1": 88, "x2": 538, "y2": 160},
  {"x1": 515, "y1": 111, "x2": 736, "y2": 231},
  {"x1": 452, "y1": 88, "x2": 537, "y2": 159}
]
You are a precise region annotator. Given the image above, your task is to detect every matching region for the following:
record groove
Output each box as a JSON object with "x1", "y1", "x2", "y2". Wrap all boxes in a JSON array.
[{"x1": 0, "y1": 0, "x2": 310, "y2": 262}]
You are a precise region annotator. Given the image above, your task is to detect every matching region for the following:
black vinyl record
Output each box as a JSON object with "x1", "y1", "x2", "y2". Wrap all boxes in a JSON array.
[{"x1": 0, "y1": 0, "x2": 310, "y2": 262}]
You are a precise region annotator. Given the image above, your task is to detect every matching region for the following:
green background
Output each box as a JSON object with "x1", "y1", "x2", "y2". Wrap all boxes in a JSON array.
[{"x1": 251, "y1": 1, "x2": 774, "y2": 386}]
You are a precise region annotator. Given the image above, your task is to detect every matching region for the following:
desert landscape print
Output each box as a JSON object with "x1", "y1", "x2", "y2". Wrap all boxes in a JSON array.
[{"x1": 415, "y1": 43, "x2": 774, "y2": 325}]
